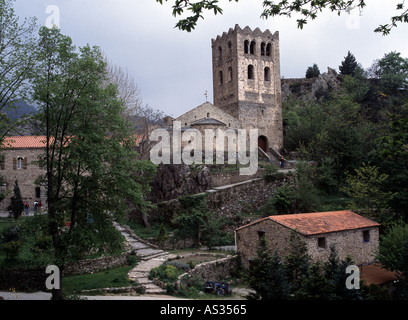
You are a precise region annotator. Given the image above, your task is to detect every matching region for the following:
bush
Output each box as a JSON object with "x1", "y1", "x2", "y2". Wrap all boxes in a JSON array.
[
  {"x1": 149, "y1": 264, "x2": 183, "y2": 283},
  {"x1": 1, "y1": 240, "x2": 22, "y2": 261}
]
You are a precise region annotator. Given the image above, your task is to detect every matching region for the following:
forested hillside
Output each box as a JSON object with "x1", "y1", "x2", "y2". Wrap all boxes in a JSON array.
[{"x1": 281, "y1": 51, "x2": 408, "y2": 225}]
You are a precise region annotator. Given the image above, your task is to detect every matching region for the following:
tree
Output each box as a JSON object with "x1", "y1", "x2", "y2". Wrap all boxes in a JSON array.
[
  {"x1": 368, "y1": 52, "x2": 408, "y2": 93},
  {"x1": 376, "y1": 222, "x2": 408, "y2": 274},
  {"x1": 341, "y1": 163, "x2": 395, "y2": 225},
  {"x1": 339, "y1": 51, "x2": 358, "y2": 76},
  {"x1": 247, "y1": 236, "x2": 291, "y2": 300},
  {"x1": 376, "y1": 222, "x2": 408, "y2": 298},
  {"x1": 31, "y1": 26, "x2": 156, "y2": 300},
  {"x1": 0, "y1": 0, "x2": 37, "y2": 144},
  {"x1": 305, "y1": 63, "x2": 320, "y2": 78},
  {"x1": 376, "y1": 116, "x2": 408, "y2": 220},
  {"x1": 156, "y1": 0, "x2": 408, "y2": 35},
  {"x1": 9, "y1": 180, "x2": 24, "y2": 220},
  {"x1": 324, "y1": 244, "x2": 363, "y2": 300},
  {"x1": 284, "y1": 231, "x2": 311, "y2": 292},
  {"x1": 172, "y1": 194, "x2": 227, "y2": 246}
]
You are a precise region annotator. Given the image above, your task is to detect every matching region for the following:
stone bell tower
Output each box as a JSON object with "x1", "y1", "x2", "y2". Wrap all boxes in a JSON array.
[{"x1": 211, "y1": 24, "x2": 283, "y2": 152}]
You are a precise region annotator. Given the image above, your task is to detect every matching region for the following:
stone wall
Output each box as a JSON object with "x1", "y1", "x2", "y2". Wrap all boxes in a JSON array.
[
  {"x1": 210, "y1": 169, "x2": 264, "y2": 187},
  {"x1": 177, "y1": 255, "x2": 239, "y2": 286},
  {"x1": 150, "y1": 175, "x2": 292, "y2": 225},
  {"x1": 63, "y1": 252, "x2": 130, "y2": 276},
  {"x1": 0, "y1": 148, "x2": 46, "y2": 212}
]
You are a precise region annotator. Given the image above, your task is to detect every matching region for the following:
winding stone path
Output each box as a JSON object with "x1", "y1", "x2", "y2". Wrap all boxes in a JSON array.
[{"x1": 114, "y1": 222, "x2": 169, "y2": 294}]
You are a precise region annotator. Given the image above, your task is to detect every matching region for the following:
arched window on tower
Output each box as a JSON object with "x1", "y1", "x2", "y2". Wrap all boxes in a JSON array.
[
  {"x1": 248, "y1": 65, "x2": 255, "y2": 80},
  {"x1": 264, "y1": 67, "x2": 271, "y2": 81},
  {"x1": 261, "y1": 42, "x2": 266, "y2": 56},
  {"x1": 218, "y1": 46, "x2": 223, "y2": 62},
  {"x1": 266, "y1": 43, "x2": 272, "y2": 57},
  {"x1": 250, "y1": 41, "x2": 256, "y2": 54},
  {"x1": 228, "y1": 67, "x2": 233, "y2": 82},
  {"x1": 244, "y1": 40, "x2": 249, "y2": 54},
  {"x1": 219, "y1": 70, "x2": 223, "y2": 85}
]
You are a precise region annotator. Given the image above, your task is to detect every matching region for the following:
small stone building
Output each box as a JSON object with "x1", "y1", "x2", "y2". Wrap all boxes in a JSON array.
[
  {"x1": 235, "y1": 210, "x2": 380, "y2": 268},
  {"x1": 0, "y1": 136, "x2": 47, "y2": 213}
]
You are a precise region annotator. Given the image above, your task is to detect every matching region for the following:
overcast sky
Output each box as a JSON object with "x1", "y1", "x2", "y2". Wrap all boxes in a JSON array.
[{"x1": 13, "y1": 0, "x2": 408, "y2": 117}]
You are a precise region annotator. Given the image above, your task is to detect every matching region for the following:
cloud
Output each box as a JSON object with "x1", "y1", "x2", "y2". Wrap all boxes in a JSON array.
[{"x1": 13, "y1": 0, "x2": 408, "y2": 117}]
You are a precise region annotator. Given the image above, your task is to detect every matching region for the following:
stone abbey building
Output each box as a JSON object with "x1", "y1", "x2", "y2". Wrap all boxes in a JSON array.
[{"x1": 174, "y1": 25, "x2": 283, "y2": 156}]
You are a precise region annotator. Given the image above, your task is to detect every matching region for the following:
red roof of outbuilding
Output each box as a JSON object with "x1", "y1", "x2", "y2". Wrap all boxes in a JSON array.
[{"x1": 236, "y1": 211, "x2": 380, "y2": 235}]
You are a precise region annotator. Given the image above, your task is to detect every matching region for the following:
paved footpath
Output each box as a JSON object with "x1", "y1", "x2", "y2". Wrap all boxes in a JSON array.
[{"x1": 114, "y1": 222, "x2": 171, "y2": 295}]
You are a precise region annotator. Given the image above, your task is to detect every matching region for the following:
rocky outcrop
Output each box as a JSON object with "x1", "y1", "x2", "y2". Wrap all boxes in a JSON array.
[
  {"x1": 282, "y1": 67, "x2": 342, "y2": 102},
  {"x1": 148, "y1": 164, "x2": 212, "y2": 203}
]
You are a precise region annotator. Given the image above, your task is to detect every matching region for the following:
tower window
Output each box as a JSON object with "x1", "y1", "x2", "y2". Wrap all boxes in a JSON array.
[
  {"x1": 244, "y1": 40, "x2": 249, "y2": 54},
  {"x1": 219, "y1": 70, "x2": 223, "y2": 85},
  {"x1": 218, "y1": 46, "x2": 223, "y2": 62},
  {"x1": 248, "y1": 65, "x2": 255, "y2": 80},
  {"x1": 266, "y1": 43, "x2": 272, "y2": 56},
  {"x1": 264, "y1": 67, "x2": 271, "y2": 81},
  {"x1": 261, "y1": 42, "x2": 266, "y2": 56},
  {"x1": 228, "y1": 67, "x2": 232, "y2": 82},
  {"x1": 250, "y1": 41, "x2": 256, "y2": 55}
]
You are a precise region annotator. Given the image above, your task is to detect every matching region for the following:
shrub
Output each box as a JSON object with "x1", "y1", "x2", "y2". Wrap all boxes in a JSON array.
[{"x1": 1, "y1": 240, "x2": 22, "y2": 260}]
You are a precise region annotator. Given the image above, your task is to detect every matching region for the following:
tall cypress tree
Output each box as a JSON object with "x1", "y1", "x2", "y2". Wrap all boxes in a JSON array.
[
  {"x1": 339, "y1": 51, "x2": 358, "y2": 76},
  {"x1": 10, "y1": 180, "x2": 24, "y2": 220},
  {"x1": 247, "y1": 236, "x2": 291, "y2": 300}
]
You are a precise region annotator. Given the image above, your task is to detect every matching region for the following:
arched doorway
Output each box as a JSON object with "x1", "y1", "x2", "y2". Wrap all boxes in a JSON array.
[{"x1": 258, "y1": 136, "x2": 268, "y2": 152}]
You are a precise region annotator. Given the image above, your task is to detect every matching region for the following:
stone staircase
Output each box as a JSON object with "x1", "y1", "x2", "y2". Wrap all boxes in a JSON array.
[{"x1": 114, "y1": 222, "x2": 169, "y2": 294}]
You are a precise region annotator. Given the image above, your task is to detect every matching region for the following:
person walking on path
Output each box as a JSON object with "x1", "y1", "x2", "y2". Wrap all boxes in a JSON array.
[
  {"x1": 24, "y1": 202, "x2": 29, "y2": 215},
  {"x1": 280, "y1": 156, "x2": 285, "y2": 168}
]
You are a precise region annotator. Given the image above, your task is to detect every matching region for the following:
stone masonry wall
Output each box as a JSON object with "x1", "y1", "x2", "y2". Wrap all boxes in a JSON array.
[
  {"x1": 151, "y1": 175, "x2": 293, "y2": 224},
  {"x1": 0, "y1": 148, "x2": 46, "y2": 212}
]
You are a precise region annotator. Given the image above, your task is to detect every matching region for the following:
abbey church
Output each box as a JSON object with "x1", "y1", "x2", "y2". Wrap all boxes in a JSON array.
[{"x1": 174, "y1": 24, "x2": 283, "y2": 157}]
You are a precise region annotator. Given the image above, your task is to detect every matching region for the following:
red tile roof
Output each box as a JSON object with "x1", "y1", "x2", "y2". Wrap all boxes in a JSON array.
[
  {"x1": 2, "y1": 135, "x2": 145, "y2": 149},
  {"x1": 236, "y1": 211, "x2": 380, "y2": 235},
  {"x1": 360, "y1": 264, "x2": 397, "y2": 285},
  {"x1": 2, "y1": 136, "x2": 47, "y2": 149}
]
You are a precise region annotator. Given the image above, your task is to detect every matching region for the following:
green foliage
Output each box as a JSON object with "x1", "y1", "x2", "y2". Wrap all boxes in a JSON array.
[
  {"x1": 341, "y1": 163, "x2": 395, "y2": 225},
  {"x1": 366, "y1": 283, "x2": 392, "y2": 300},
  {"x1": 172, "y1": 194, "x2": 228, "y2": 246},
  {"x1": 247, "y1": 232, "x2": 363, "y2": 300},
  {"x1": 375, "y1": 51, "x2": 408, "y2": 93},
  {"x1": 157, "y1": 1, "x2": 408, "y2": 35},
  {"x1": 1, "y1": 240, "x2": 21, "y2": 261},
  {"x1": 376, "y1": 222, "x2": 408, "y2": 273},
  {"x1": 339, "y1": 51, "x2": 358, "y2": 76},
  {"x1": 149, "y1": 264, "x2": 184, "y2": 283},
  {"x1": 9, "y1": 180, "x2": 24, "y2": 220},
  {"x1": 305, "y1": 63, "x2": 320, "y2": 78},
  {"x1": 0, "y1": 0, "x2": 37, "y2": 145},
  {"x1": 31, "y1": 27, "x2": 156, "y2": 271},
  {"x1": 62, "y1": 265, "x2": 136, "y2": 295},
  {"x1": 261, "y1": 185, "x2": 294, "y2": 216},
  {"x1": 247, "y1": 237, "x2": 291, "y2": 300},
  {"x1": 262, "y1": 163, "x2": 285, "y2": 182},
  {"x1": 156, "y1": 223, "x2": 168, "y2": 244}
]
